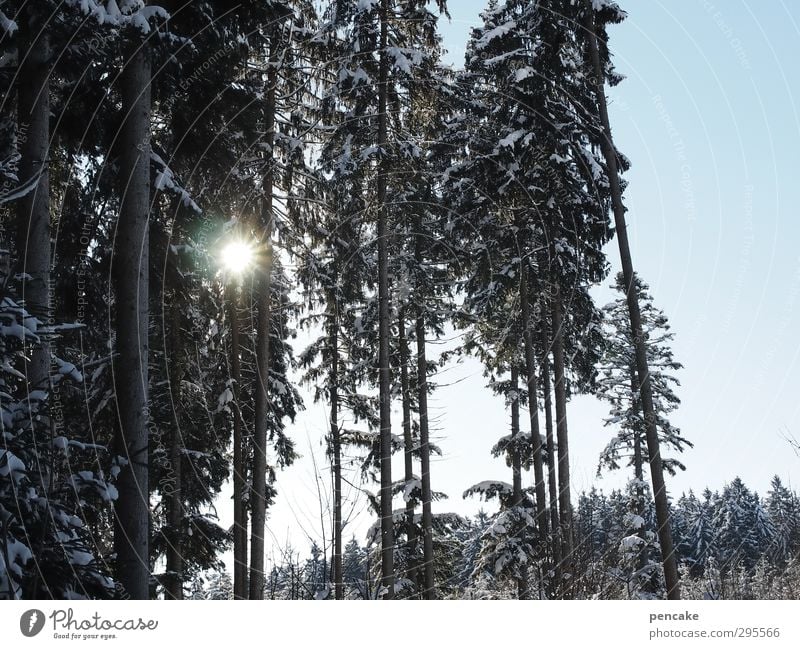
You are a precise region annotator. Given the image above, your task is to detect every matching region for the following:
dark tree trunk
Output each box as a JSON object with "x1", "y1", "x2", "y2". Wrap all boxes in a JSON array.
[
  {"x1": 249, "y1": 38, "x2": 278, "y2": 600},
  {"x1": 414, "y1": 220, "x2": 435, "y2": 599},
  {"x1": 510, "y1": 367, "x2": 528, "y2": 600},
  {"x1": 112, "y1": 39, "x2": 151, "y2": 600},
  {"x1": 629, "y1": 366, "x2": 645, "y2": 487},
  {"x1": 329, "y1": 287, "x2": 343, "y2": 600},
  {"x1": 15, "y1": 10, "x2": 52, "y2": 601},
  {"x1": 16, "y1": 14, "x2": 51, "y2": 397},
  {"x1": 628, "y1": 364, "x2": 650, "y2": 583},
  {"x1": 520, "y1": 264, "x2": 548, "y2": 538},
  {"x1": 229, "y1": 282, "x2": 248, "y2": 599},
  {"x1": 399, "y1": 310, "x2": 418, "y2": 593},
  {"x1": 540, "y1": 328, "x2": 562, "y2": 590},
  {"x1": 377, "y1": 0, "x2": 395, "y2": 599},
  {"x1": 583, "y1": 4, "x2": 681, "y2": 599},
  {"x1": 510, "y1": 367, "x2": 522, "y2": 506},
  {"x1": 551, "y1": 296, "x2": 574, "y2": 595}
]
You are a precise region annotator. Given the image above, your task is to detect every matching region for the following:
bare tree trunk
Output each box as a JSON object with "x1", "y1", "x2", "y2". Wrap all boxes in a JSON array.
[
  {"x1": 520, "y1": 264, "x2": 548, "y2": 538},
  {"x1": 540, "y1": 328, "x2": 562, "y2": 591},
  {"x1": 510, "y1": 367, "x2": 528, "y2": 600},
  {"x1": 399, "y1": 310, "x2": 418, "y2": 593},
  {"x1": 16, "y1": 15, "x2": 51, "y2": 399},
  {"x1": 249, "y1": 39, "x2": 278, "y2": 600},
  {"x1": 377, "y1": 0, "x2": 395, "y2": 599},
  {"x1": 228, "y1": 282, "x2": 248, "y2": 599},
  {"x1": 628, "y1": 365, "x2": 650, "y2": 583},
  {"x1": 164, "y1": 295, "x2": 183, "y2": 599},
  {"x1": 629, "y1": 366, "x2": 645, "y2": 488},
  {"x1": 510, "y1": 367, "x2": 522, "y2": 505},
  {"x1": 414, "y1": 219, "x2": 435, "y2": 600},
  {"x1": 583, "y1": 4, "x2": 681, "y2": 599},
  {"x1": 551, "y1": 296, "x2": 574, "y2": 595},
  {"x1": 329, "y1": 287, "x2": 343, "y2": 600},
  {"x1": 112, "y1": 39, "x2": 151, "y2": 600},
  {"x1": 15, "y1": 12, "x2": 53, "y2": 601}
]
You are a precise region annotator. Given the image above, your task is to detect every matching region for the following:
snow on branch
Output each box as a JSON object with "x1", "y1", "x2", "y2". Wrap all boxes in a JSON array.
[
  {"x1": 65, "y1": 0, "x2": 170, "y2": 34},
  {"x1": 463, "y1": 480, "x2": 513, "y2": 502},
  {"x1": 151, "y1": 152, "x2": 202, "y2": 214}
]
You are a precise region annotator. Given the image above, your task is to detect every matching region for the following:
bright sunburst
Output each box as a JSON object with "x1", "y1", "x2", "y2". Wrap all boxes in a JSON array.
[{"x1": 220, "y1": 239, "x2": 256, "y2": 276}]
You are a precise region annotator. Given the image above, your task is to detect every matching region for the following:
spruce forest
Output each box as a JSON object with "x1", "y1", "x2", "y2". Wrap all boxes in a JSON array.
[{"x1": 0, "y1": 0, "x2": 797, "y2": 602}]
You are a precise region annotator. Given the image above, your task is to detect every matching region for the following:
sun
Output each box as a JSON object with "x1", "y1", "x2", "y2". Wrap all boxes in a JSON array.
[{"x1": 220, "y1": 239, "x2": 256, "y2": 276}]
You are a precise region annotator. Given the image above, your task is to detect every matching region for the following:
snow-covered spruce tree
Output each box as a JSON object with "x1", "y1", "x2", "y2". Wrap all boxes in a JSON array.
[
  {"x1": 390, "y1": 3, "x2": 453, "y2": 601},
  {"x1": 317, "y1": 0, "x2": 448, "y2": 597},
  {"x1": 155, "y1": 1, "x2": 314, "y2": 599},
  {"x1": 0, "y1": 4, "x2": 137, "y2": 589},
  {"x1": 144, "y1": 9, "x2": 253, "y2": 591},
  {"x1": 297, "y1": 212, "x2": 378, "y2": 600},
  {"x1": 616, "y1": 480, "x2": 665, "y2": 599},
  {"x1": 597, "y1": 272, "x2": 690, "y2": 597},
  {"x1": 766, "y1": 475, "x2": 800, "y2": 565},
  {"x1": 146, "y1": 211, "x2": 237, "y2": 600},
  {"x1": 0, "y1": 256, "x2": 117, "y2": 599},
  {"x1": 713, "y1": 478, "x2": 775, "y2": 575},
  {"x1": 457, "y1": 305, "x2": 539, "y2": 598},
  {"x1": 444, "y1": 0, "x2": 547, "y2": 546},
  {"x1": 1, "y1": 0, "x2": 184, "y2": 600},
  {"x1": 578, "y1": 0, "x2": 683, "y2": 598},
  {"x1": 453, "y1": 510, "x2": 496, "y2": 597},
  {"x1": 463, "y1": 477, "x2": 537, "y2": 599},
  {"x1": 597, "y1": 273, "x2": 690, "y2": 477},
  {"x1": 341, "y1": 537, "x2": 371, "y2": 599},
  {"x1": 150, "y1": 1, "x2": 307, "y2": 599},
  {"x1": 188, "y1": 570, "x2": 233, "y2": 600},
  {"x1": 443, "y1": 2, "x2": 613, "y2": 597},
  {"x1": 298, "y1": 59, "x2": 380, "y2": 597},
  {"x1": 681, "y1": 489, "x2": 716, "y2": 577}
]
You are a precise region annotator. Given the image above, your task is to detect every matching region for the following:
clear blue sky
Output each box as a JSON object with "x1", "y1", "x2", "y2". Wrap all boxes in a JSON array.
[{"x1": 246, "y1": 1, "x2": 800, "y2": 558}]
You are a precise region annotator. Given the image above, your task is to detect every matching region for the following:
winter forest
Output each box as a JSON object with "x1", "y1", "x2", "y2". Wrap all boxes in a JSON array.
[{"x1": 1, "y1": 0, "x2": 798, "y2": 602}]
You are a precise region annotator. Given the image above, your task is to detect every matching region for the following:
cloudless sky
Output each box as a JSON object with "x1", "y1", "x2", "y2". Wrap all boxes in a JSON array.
[{"x1": 238, "y1": 1, "x2": 800, "y2": 561}]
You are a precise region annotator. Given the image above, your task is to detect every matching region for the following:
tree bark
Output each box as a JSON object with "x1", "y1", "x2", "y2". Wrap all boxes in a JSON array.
[
  {"x1": 510, "y1": 367, "x2": 528, "y2": 600},
  {"x1": 16, "y1": 15, "x2": 51, "y2": 399},
  {"x1": 399, "y1": 310, "x2": 418, "y2": 593},
  {"x1": 628, "y1": 364, "x2": 650, "y2": 583},
  {"x1": 249, "y1": 38, "x2": 278, "y2": 600},
  {"x1": 329, "y1": 287, "x2": 343, "y2": 600},
  {"x1": 112, "y1": 39, "x2": 151, "y2": 600},
  {"x1": 414, "y1": 218, "x2": 435, "y2": 599},
  {"x1": 583, "y1": 4, "x2": 681, "y2": 599},
  {"x1": 377, "y1": 0, "x2": 395, "y2": 599},
  {"x1": 629, "y1": 366, "x2": 644, "y2": 487},
  {"x1": 15, "y1": 11, "x2": 52, "y2": 601},
  {"x1": 540, "y1": 328, "x2": 562, "y2": 590},
  {"x1": 551, "y1": 296, "x2": 574, "y2": 594},
  {"x1": 510, "y1": 367, "x2": 522, "y2": 506},
  {"x1": 520, "y1": 264, "x2": 548, "y2": 538},
  {"x1": 229, "y1": 282, "x2": 248, "y2": 599}
]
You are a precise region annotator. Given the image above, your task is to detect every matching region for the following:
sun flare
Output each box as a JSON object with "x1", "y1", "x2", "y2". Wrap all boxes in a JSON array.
[{"x1": 220, "y1": 239, "x2": 255, "y2": 275}]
